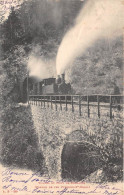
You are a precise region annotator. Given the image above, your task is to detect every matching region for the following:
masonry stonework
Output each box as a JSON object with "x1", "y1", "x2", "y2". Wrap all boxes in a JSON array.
[{"x1": 31, "y1": 103, "x2": 123, "y2": 179}]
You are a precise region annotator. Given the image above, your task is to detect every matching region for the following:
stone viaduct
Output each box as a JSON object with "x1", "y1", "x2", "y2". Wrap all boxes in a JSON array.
[{"x1": 29, "y1": 100, "x2": 123, "y2": 180}]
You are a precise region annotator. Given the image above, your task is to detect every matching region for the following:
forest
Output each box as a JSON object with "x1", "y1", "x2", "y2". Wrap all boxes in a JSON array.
[{"x1": 1, "y1": 0, "x2": 123, "y2": 95}]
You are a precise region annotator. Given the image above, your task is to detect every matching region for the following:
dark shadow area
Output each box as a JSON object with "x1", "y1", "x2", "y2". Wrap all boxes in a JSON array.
[
  {"x1": 22, "y1": 77, "x2": 28, "y2": 103},
  {"x1": 1, "y1": 105, "x2": 46, "y2": 173},
  {"x1": 21, "y1": 77, "x2": 35, "y2": 103},
  {"x1": 61, "y1": 141, "x2": 101, "y2": 181}
]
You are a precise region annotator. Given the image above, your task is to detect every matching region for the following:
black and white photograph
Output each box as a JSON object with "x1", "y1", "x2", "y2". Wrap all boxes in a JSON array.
[{"x1": 0, "y1": 0, "x2": 123, "y2": 194}]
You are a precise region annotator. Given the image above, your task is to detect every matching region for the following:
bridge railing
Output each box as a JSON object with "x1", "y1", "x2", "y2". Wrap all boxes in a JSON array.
[{"x1": 29, "y1": 95, "x2": 123, "y2": 119}]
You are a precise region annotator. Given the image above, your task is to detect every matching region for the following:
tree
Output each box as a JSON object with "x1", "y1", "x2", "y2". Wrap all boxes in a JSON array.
[{"x1": 2, "y1": 7, "x2": 24, "y2": 51}]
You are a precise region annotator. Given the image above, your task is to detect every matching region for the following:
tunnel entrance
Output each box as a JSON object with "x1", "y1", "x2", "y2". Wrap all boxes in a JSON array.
[
  {"x1": 21, "y1": 77, "x2": 34, "y2": 103},
  {"x1": 22, "y1": 77, "x2": 28, "y2": 103},
  {"x1": 61, "y1": 131, "x2": 101, "y2": 181}
]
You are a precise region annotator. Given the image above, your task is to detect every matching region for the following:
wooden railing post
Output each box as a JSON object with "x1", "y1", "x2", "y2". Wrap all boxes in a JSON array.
[
  {"x1": 55, "y1": 96, "x2": 57, "y2": 111},
  {"x1": 51, "y1": 96, "x2": 53, "y2": 109},
  {"x1": 36, "y1": 97, "x2": 37, "y2": 105},
  {"x1": 87, "y1": 95, "x2": 90, "y2": 117},
  {"x1": 47, "y1": 96, "x2": 49, "y2": 108},
  {"x1": 39, "y1": 97, "x2": 40, "y2": 106},
  {"x1": 41, "y1": 96, "x2": 42, "y2": 107},
  {"x1": 60, "y1": 96, "x2": 62, "y2": 111},
  {"x1": 44, "y1": 96, "x2": 45, "y2": 107},
  {"x1": 110, "y1": 95, "x2": 112, "y2": 119},
  {"x1": 65, "y1": 96, "x2": 67, "y2": 111},
  {"x1": 38, "y1": 96, "x2": 40, "y2": 105},
  {"x1": 97, "y1": 95, "x2": 100, "y2": 118},
  {"x1": 48, "y1": 96, "x2": 50, "y2": 107},
  {"x1": 72, "y1": 96, "x2": 74, "y2": 112},
  {"x1": 79, "y1": 96, "x2": 81, "y2": 116}
]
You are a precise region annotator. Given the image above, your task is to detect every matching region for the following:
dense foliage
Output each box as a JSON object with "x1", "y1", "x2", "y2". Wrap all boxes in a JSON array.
[
  {"x1": 69, "y1": 37, "x2": 123, "y2": 95},
  {"x1": 1, "y1": 0, "x2": 82, "y2": 52},
  {"x1": 81, "y1": 119, "x2": 123, "y2": 182},
  {"x1": 1, "y1": 0, "x2": 123, "y2": 94},
  {"x1": 1, "y1": 105, "x2": 45, "y2": 172}
]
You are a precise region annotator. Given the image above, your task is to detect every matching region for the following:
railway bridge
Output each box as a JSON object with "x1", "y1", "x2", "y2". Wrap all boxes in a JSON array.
[{"x1": 28, "y1": 95, "x2": 123, "y2": 180}]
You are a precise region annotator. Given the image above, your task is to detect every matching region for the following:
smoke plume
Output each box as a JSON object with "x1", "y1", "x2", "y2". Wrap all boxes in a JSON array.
[
  {"x1": 56, "y1": 0, "x2": 124, "y2": 74},
  {"x1": 28, "y1": 55, "x2": 56, "y2": 80}
]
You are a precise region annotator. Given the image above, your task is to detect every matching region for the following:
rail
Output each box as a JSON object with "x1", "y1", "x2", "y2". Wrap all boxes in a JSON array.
[{"x1": 29, "y1": 95, "x2": 123, "y2": 119}]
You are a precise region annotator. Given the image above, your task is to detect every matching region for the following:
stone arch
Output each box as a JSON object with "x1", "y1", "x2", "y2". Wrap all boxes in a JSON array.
[{"x1": 61, "y1": 130, "x2": 101, "y2": 181}]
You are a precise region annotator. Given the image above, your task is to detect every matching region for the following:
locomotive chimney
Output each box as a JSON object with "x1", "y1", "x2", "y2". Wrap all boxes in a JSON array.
[
  {"x1": 61, "y1": 73, "x2": 65, "y2": 83},
  {"x1": 56, "y1": 75, "x2": 61, "y2": 84}
]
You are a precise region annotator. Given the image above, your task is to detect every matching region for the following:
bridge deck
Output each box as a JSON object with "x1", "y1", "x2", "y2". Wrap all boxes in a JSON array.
[{"x1": 29, "y1": 95, "x2": 123, "y2": 119}]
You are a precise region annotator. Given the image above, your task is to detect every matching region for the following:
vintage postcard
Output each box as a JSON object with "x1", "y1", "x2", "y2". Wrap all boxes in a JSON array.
[{"x1": 0, "y1": 0, "x2": 123, "y2": 194}]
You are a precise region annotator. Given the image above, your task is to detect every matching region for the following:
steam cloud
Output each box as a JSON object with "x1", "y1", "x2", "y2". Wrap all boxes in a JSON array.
[
  {"x1": 56, "y1": 0, "x2": 124, "y2": 75},
  {"x1": 28, "y1": 55, "x2": 56, "y2": 80}
]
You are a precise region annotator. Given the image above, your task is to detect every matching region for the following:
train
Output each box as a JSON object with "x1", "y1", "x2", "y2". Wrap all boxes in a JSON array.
[{"x1": 29, "y1": 73, "x2": 72, "y2": 95}]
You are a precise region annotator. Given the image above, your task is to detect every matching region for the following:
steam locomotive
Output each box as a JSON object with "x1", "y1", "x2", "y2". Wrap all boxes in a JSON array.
[{"x1": 29, "y1": 73, "x2": 72, "y2": 95}]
